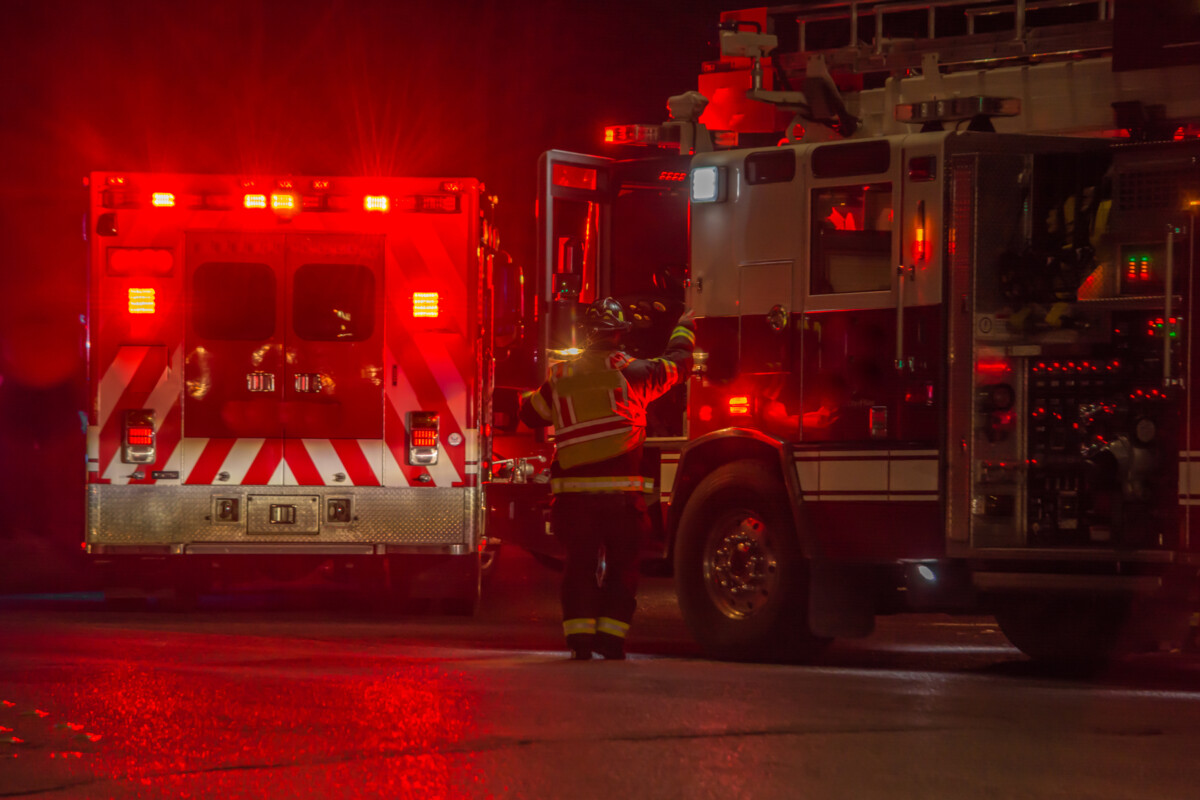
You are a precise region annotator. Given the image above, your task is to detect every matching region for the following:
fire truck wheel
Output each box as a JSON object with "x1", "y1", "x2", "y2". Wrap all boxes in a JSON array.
[
  {"x1": 674, "y1": 459, "x2": 826, "y2": 661},
  {"x1": 992, "y1": 594, "x2": 1132, "y2": 669}
]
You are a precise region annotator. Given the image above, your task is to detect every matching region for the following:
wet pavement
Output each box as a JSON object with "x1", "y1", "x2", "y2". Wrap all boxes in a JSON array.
[{"x1": 2, "y1": 549, "x2": 1199, "y2": 798}]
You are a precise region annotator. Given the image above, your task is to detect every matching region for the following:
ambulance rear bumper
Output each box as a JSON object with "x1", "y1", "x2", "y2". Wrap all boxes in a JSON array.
[{"x1": 87, "y1": 484, "x2": 481, "y2": 553}]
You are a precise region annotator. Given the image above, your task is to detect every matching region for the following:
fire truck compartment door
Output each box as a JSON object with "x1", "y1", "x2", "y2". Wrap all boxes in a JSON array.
[
  {"x1": 282, "y1": 233, "x2": 384, "y2": 442},
  {"x1": 739, "y1": 261, "x2": 793, "y2": 372}
]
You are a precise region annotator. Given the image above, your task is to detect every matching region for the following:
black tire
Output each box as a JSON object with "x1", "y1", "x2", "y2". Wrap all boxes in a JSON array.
[
  {"x1": 674, "y1": 459, "x2": 826, "y2": 661},
  {"x1": 992, "y1": 594, "x2": 1133, "y2": 669},
  {"x1": 528, "y1": 551, "x2": 565, "y2": 572}
]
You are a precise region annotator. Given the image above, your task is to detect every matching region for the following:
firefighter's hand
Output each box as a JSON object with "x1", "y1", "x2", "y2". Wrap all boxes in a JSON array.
[{"x1": 677, "y1": 308, "x2": 696, "y2": 327}]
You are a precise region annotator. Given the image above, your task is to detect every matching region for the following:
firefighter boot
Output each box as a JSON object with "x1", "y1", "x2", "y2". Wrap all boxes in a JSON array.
[
  {"x1": 593, "y1": 631, "x2": 626, "y2": 660},
  {"x1": 566, "y1": 633, "x2": 594, "y2": 661}
]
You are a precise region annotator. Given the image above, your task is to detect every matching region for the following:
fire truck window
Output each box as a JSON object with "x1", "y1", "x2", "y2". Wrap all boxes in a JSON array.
[
  {"x1": 192, "y1": 262, "x2": 276, "y2": 341},
  {"x1": 810, "y1": 184, "x2": 893, "y2": 295},
  {"x1": 292, "y1": 263, "x2": 376, "y2": 342},
  {"x1": 745, "y1": 150, "x2": 796, "y2": 185}
]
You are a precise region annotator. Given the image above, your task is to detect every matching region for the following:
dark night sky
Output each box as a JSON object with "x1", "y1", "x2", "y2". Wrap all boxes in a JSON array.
[
  {"x1": 0, "y1": 0, "x2": 740, "y2": 552},
  {"x1": 0, "y1": 0, "x2": 737, "y2": 389}
]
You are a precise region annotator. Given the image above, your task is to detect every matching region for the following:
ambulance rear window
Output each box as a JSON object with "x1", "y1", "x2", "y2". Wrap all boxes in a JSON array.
[
  {"x1": 192, "y1": 262, "x2": 276, "y2": 340},
  {"x1": 292, "y1": 263, "x2": 376, "y2": 341}
]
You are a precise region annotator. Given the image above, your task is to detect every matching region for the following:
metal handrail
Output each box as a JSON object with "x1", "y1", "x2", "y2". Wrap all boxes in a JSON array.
[{"x1": 788, "y1": 0, "x2": 1109, "y2": 54}]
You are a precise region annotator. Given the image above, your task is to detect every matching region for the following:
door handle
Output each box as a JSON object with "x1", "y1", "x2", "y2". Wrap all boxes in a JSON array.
[
  {"x1": 895, "y1": 264, "x2": 915, "y2": 371},
  {"x1": 246, "y1": 372, "x2": 276, "y2": 392},
  {"x1": 294, "y1": 373, "x2": 324, "y2": 393}
]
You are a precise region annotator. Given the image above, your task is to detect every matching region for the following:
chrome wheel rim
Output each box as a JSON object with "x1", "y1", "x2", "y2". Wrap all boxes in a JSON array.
[{"x1": 702, "y1": 511, "x2": 779, "y2": 619}]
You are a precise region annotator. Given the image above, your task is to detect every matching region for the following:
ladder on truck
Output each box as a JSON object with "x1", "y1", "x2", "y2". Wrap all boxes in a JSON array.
[{"x1": 706, "y1": 0, "x2": 1200, "y2": 139}]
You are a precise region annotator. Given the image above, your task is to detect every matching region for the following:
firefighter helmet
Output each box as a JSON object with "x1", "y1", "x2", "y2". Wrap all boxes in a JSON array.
[{"x1": 584, "y1": 297, "x2": 632, "y2": 336}]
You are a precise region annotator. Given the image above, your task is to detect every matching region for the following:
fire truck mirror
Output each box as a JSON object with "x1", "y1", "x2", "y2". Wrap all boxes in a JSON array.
[{"x1": 492, "y1": 387, "x2": 523, "y2": 433}]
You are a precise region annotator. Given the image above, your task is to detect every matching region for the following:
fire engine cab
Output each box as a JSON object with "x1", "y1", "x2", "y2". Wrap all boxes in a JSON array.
[
  {"x1": 519, "y1": 0, "x2": 1200, "y2": 663},
  {"x1": 85, "y1": 173, "x2": 504, "y2": 610}
]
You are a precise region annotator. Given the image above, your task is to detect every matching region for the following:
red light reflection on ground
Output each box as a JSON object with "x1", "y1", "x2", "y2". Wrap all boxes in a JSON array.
[{"x1": 3, "y1": 632, "x2": 491, "y2": 797}]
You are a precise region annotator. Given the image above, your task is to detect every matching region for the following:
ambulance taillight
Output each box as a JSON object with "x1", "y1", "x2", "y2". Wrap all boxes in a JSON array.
[
  {"x1": 122, "y1": 410, "x2": 156, "y2": 464},
  {"x1": 413, "y1": 292, "x2": 439, "y2": 318},
  {"x1": 407, "y1": 412, "x2": 440, "y2": 466}
]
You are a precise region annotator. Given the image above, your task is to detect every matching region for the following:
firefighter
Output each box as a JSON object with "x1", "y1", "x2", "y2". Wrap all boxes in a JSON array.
[{"x1": 519, "y1": 298, "x2": 696, "y2": 660}]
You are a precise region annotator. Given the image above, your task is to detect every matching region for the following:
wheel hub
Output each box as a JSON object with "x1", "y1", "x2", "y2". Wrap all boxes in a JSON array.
[{"x1": 703, "y1": 514, "x2": 779, "y2": 619}]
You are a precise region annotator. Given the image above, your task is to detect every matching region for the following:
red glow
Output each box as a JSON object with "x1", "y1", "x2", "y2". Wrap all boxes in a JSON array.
[
  {"x1": 244, "y1": 194, "x2": 267, "y2": 209},
  {"x1": 411, "y1": 428, "x2": 438, "y2": 447},
  {"x1": 913, "y1": 225, "x2": 926, "y2": 262},
  {"x1": 271, "y1": 193, "x2": 296, "y2": 210},
  {"x1": 698, "y1": 405, "x2": 714, "y2": 422},
  {"x1": 127, "y1": 287, "x2": 156, "y2": 314},
  {"x1": 551, "y1": 163, "x2": 597, "y2": 191},
  {"x1": 108, "y1": 248, "x2": 174, "y2": 276},
  {"x1": 126, "y1": 426, "x2": 154, "y2": 446},
  {"x1": 151, "y1": 192, "x2": 175, "y2": 207},
  {"x1": 364, "y1": 195, "x2": 389, "y2": 212},
  {"x1": 413, "y1": 292, "x2": 439, "y2": 318},
  {"x1": 824, "y1": 207, "x2": 858, "y2": 230},
  {"x1": 728, "y1": 396, "x2": 750, "y2": 415},
  {"x1": 976, "y1": 360, "x2": 1010, "y2": 375}
]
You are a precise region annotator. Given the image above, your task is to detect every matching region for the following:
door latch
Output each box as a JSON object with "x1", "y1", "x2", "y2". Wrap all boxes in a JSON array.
[
  {"x1": 247, "y1": 372, "x2": 276, "y2": 392},
  {"x1": 294, "y1": 373, "x2": 323, "y2": 393}
]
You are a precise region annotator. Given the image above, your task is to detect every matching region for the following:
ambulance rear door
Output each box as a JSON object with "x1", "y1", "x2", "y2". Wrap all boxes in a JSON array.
[
  {"x1": 281, "y1": 232, "x2": 385, "y2": 486},
  {"x1": 183, "y1": 231, "x2": 286, "y2": 485}
]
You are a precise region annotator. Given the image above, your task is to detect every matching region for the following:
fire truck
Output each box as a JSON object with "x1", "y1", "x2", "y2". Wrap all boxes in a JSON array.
[
  {"x1": 512, "y1": 0, "x2": 1200, "y2": 663},
  {"x1": 85, "y1": 173, "x2": 512, "y2": 611}
]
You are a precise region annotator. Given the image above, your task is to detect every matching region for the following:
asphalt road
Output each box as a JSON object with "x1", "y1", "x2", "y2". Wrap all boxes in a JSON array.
[{"x1": 2, "y1": 548, "x2": 1200, "y2": 799}]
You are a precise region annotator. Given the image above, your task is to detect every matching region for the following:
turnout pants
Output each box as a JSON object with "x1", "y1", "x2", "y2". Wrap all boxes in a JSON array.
[{"x1": 551, "y1": 492, "x2": 650, "y2": 656}]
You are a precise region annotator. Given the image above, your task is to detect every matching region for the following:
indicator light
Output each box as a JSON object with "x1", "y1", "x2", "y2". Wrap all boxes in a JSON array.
[
  {"x1": 127, "y1": 287, "x2": 156, "y2": 314},
  {"x1": 244, "y1": 194, "x2": 268, "y2": 209},
  {"x1": 364, "y1": 195, "x2": 389, "y2": 212},
  {"x1": 413, "y1": 292, "x2": 439, "y2": 318},
  {"x1": 151, "y1": 192, "x2": 175, "y2": 207},
  {"x1": 691, "y1": 166, "x2": 723, "y2": 203},
  {"x1": 407, "y1": 412, "x2": 440, "y2": 466},
  {"x1": 121, "y1": 409, "x2": 156, "y2": 464}
]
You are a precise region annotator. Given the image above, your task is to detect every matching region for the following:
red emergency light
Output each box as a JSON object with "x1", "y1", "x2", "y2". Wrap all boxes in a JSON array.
[
  {"x1": 604, "y1": 124, "x2": 660, "y2": 146},
  {"x1": 551, "y1": 163, "x2": 597, "y2": 191},
  {"x1": 127, "y1": 287, "x2": 156, "y2": 314},
  {"x1": 271, "y1": 193, "x2": 296, "y2": 210},
  {"x1": 121, "y1": 409, "x2": 156, "y2": 464},
  {"x1": 728, "y1": 396, "x2": 750, "y2": 416},
  {"x1": 413, "y1": 292, "x2": 439, "y2": 318},
  {"x1": 364, "y1": 195, "x2": 390, "y2": 212},
  {"x1": 244, "y1": 194, "x2": 268, "y2": 209},
  {"x1": 407, "y1": 411, "x2": 440, "y2": 465},
  {"x1": 396, "y1": 195, "x2": 459, "y2": 213},
  {"x1": 151, "y1": 192, "x2": 175, "y2": 208}
]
